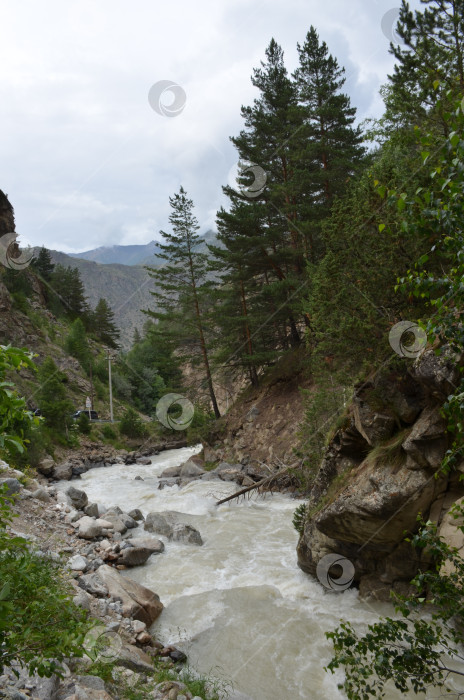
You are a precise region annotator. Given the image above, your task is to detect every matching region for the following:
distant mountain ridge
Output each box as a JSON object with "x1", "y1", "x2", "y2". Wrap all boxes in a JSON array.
[
  {"x1": 68, "y1": 240, "x2": 162, "y2": 266},
  {"x1": 68, "y1": 230, "x2": 217, "y2": 266}
]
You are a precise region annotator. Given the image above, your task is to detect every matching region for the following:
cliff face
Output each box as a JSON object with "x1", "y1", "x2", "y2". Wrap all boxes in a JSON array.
[{"x1": 297, "y1": 348, "x2": 463, "y2": 599}]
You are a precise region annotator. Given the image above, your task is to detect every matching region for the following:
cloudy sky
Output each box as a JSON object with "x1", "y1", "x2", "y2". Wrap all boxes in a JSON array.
[{"x1": 0, "y1": 0, "x2": 421, "y2": 254}]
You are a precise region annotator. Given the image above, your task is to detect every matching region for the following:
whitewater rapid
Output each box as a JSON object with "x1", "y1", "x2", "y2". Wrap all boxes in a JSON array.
[{"x1": 64, "y1": 446, "x2": 452, "y2": 700}]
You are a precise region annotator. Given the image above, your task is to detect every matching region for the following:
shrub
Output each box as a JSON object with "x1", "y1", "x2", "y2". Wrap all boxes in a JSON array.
[
  {"x1": 119, "y1": 407, "x2": 147, "y2": 439},
  {"x1": 76, "y1": 412, "x2": 91, "y2": 434},
  {"x1": 0, "y1": 487, "x2": 89, "y2": 676}
]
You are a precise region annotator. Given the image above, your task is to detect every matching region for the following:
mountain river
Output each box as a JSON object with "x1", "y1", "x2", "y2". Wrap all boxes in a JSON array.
[{"x1": 63, "y1": 445, "x2": 462, "y2": 700}]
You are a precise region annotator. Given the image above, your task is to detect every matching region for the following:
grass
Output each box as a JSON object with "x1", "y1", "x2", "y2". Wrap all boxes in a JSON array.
[{"x1": 364, "y1": 428, "x2": 412, "y2": 470}]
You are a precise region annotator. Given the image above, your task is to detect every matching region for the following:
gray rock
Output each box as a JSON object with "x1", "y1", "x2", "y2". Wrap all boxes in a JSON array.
[
  {"x1": 118, "y1": 546, "x2": 153, "y2": 567},
  {"x1": 52, "y1": 461, "x2": 73, "y2": 480},
  {"x1": 107, "y1": 505, "x2": 123, "y2": 515},
  {"x1": 118, "y1": 512, "x2": 138, "y2": 529},
  {"x1": 73, "y1": 589, "x2": 91, "y2": 611},
  {"x1": 171, "y1": 523, "x2": 203, "y2": 546},
  {"x1": 84, "y1": 502, "x2": 100, "y2": 518},
  {"x1": 66, "y1": 486, "x2": 88, "y2": 510},
  {"x1": 114, "y1": 643, "x2": 155, "y2": 673},
  {"x1": 76, "y1": 516, "x2": 103, "y2": 539},
  {"x1": 137, "y1": 457, "x2": 152, "y2": 465},
  {"x1": 78, "y1": 572, "x2": 109, "y2": 598},
  {"x1": 179, "y1": 459, "x2": 205, "y2": 477},
  {"x1": 96, "y1": 565, "x2": 163, "y2": 624},
  {"x1": 68, "y1": 554, "x2": 88, "y2": 571},
  {"x1": 0, "y1": 478, "x2": 22, "y2": 496},
  {"x1": 129, "y1": 537, "x2": 164, "y2": 554},
  {"x1": 37, "y1": 457, "x2": 55, "y2": 476},
  {"x1": 128, "y1": 508, "x2": 144, "y2": 521},
  {"x1": 76, "y1": 675, "x2": 106, "y2": 691},
  {"x1": 31, "y1": 487, "x2": 51, "y2": 502},
  {"x1": 131, "y1": 620, "x2": 146, "y2": 634},
  {"x1": 159, "y1": 465, "x2": 182, "y2": 478},
  {"x1": 30, "y1": 674, "x2": 59, "y2": 700},
  {"x1": 101, "y1": 512, "x2": 127, "y2": 534},
  {"x1": 134, "y1": 475, "x2": 144, "y2": 481}
]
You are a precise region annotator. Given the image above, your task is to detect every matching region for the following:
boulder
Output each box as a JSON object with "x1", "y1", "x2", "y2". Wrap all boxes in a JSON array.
[
  {"x1": 351, "y1": 396, "x2": 396, "y2": 447},
  {"x1": 118, "y1": 546, "x2": 153, "y2": 567},
  {"x1": 0, "y1": 477, "x2": 22, "y2": 496},
  {"x1": 66, "y1": 486, "x2": 88, "y2": 510},
  {"x1": 96, "y1": 565, "x2": 163, "y2": 625},
  {"x1": 118, "y1": 512, "x2": 138, "y2": 529},
  {"x1": 78, "y1": 572, "x2": 109, "y2": 598},
  {"x1": 128, "y1": 537, "x2": 164, "y2": 554},
  {"x1": 402, "y1": 405, "x2": 447, "y2": 470},
  {"x1": 84, "y1": 503, "x2": 100, "y2": 518},
  {"x1": 76, "y1": 516, "x2": 103, "y2": 539},
  {"x1": 137, "y1": 457, "x2": 152, "y2": 465},
  {"x1": 159, "y1": 465, "x2": 182, "y2": 478},
  {"x1": 31, "y1": 487, "x2": 51, "y2": 502},
  {"x1": 69, "y1": 555, "x2": 88, "y2": 572},
  {"x1": 171, "y1": 523, "x2": 203, "y2": 546},
  {"x1": 114, "y1": 643, "x2": 155, "y2": 673},
  {"x1": 179, "y1": 460, "x2": 205, "y2": 478},
  {"x1": 144, "y1": 511, "x2": 177, "y2": 537},
  {"x1": 37, "y1": 457, "x2": 55, "y2": 476},
  {"x1": 128, "y1": 508, "x2": 144, "y2": 521},
  {"x1": 53, "y1": 461, "x2": 73, "y2": 480},
  {"x1": 95, "y1": 518, "x2": 115, "y2": 530},
  {"x1": 101, "y1": 512, "x2": 127, "y2": 534}
]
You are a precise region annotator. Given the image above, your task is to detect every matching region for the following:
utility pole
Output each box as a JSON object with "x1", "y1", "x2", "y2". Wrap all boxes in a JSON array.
[{"x1": 108, "y1": 351, "x2": 114, "y2": 422}]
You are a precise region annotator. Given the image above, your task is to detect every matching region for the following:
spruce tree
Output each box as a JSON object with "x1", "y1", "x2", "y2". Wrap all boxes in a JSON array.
[
  {"x1": 92, "y1": 298, "x2": 119, "y2": 348},
  {"x1": 32, "y1": 247, "x2": 54, "y2": 281},
  {"x1": 145, "y1": 187, "x2": 221, "y2": 418},
  {"x1": 293, "y1": 26, "x2": 365, "y2": 252},
  {"x1": 386, "y1": 0, "x2": 464, "y2": 133}
]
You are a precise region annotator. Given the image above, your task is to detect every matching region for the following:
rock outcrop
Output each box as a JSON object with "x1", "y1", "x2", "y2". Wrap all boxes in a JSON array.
[{"x1": 297, "y1": 348, "x2": 464, "y2": 599}]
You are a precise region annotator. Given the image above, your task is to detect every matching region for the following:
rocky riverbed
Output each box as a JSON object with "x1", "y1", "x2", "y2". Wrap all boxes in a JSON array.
[{"x1": 0, "y1": 448, "x2": 255, "y2": 700}]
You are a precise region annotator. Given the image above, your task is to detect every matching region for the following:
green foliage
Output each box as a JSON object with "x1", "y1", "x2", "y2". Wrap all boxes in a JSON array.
[
  {"x1": 36, "y1": 357, "x2": 74, "y2": 437},
  {"x1": 0, "y1": 486, "x2": 89, "y2": 677},
  {"x1": 119, "y1": 407, "x2": 147, "y2": 439},
  {"x1": 101, "y1": 423, "x2": 117, "y2": 440},
  {"x1": 31, "y1": 246, "x2": 54, "y2": 281},
  {"x1": 76, "y1": 411, "x2": 91, "y2": 434},
  {"x1": 48, "y1": 264, "x2": 91, "y2": 324},
  {"x1": 90, "y1": 298, "x2": 119, "y2": 348},
  {"x1": 65, "y1": 317, "x2": 92, "y2": 372},
  {"x1": 0, "y1": 344, "x2": 37, "y2": 461},
  {"x1": 145, "y1": 187, "x2": 220, "y2": 417},
  {"x1": 326, "y1": 509, "x2": 464, "y2": 698},
  {"x1": 292, "y1": 502, "x2": 308, "y2": 534}
]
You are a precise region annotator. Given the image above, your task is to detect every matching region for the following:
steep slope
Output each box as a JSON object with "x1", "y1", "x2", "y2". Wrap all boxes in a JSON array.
[
  {"x1": 47, "y1": 250, "x2": 155, "y2": 349},
  {"x1": 297, "y1": 349, "x2": 463, "y2": 599}
]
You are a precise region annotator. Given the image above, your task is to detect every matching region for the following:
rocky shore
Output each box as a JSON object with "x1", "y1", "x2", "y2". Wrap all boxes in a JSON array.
[{"x1": 0, "y1": 452, "x2": 233, "y2": 700}]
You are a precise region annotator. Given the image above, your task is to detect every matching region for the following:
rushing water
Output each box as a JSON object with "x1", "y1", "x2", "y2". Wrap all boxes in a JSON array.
[{"x1": 61, "y1": 446, "x2": 462, "y2": 700}]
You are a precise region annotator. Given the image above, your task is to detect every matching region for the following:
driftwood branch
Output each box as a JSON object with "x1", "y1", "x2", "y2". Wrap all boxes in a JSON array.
[{"x1": 215, "y1": 459, "x2": 303, "y2": 506}]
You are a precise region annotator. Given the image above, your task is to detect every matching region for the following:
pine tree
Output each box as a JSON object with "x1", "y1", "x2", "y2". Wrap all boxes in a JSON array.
[
  {"x1": 32, "y1": 247, "x2": 54, "y2": 281},
  {"x1": 293, "y1": 26, "x2": 365, "y2": 253},
  {"x1": 65, "y1": 318, "x2": 92, "y2": 372},
  {"x1": 37, "y1": 358, "x2": 74, "y2": 435},
  {"x1": 92, "y1": 298, "x2": 119, "y2": 348},
  {"x1": 386, "y1": 0, "x2": 464, "y2": 133},
  {"x1": 145, "y1": 187, "x2": 221, "y2": 418},
  {"x1": 49, "y1": 265, "x2": 90, "y2": 321}
]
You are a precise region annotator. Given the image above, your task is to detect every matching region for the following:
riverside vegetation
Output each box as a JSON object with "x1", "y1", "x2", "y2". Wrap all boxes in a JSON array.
[{"x1": 1, "y1": 0, "x2": 464, "y2": 697}]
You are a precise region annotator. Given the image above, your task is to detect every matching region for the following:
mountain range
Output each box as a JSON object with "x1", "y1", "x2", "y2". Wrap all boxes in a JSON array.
[{"x1": 48, "y1": 230, "x2": 218, "y2": 350}]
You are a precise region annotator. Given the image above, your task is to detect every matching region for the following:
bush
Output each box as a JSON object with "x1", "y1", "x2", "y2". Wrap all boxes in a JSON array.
[
  {"x1": 101, "y1": 424, "x2": 116, "y2": 440},
  {"x1": 0, "y1": 487, "x2": 89, "y2": 677},
  {"x1": 76, "y1": 412, "x2": 91, "y2": 434},
  {"x1": 292, "y1": 502, "x2": 308, "y2": 534},
  {"x1": 119, "y1": 407, "x2": 147, "y2": 439}
]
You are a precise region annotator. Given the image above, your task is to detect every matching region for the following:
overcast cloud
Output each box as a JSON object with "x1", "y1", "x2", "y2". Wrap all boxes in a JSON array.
[{"x1": 0, "y1": 0, "x2": 421, "y2": 254}]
